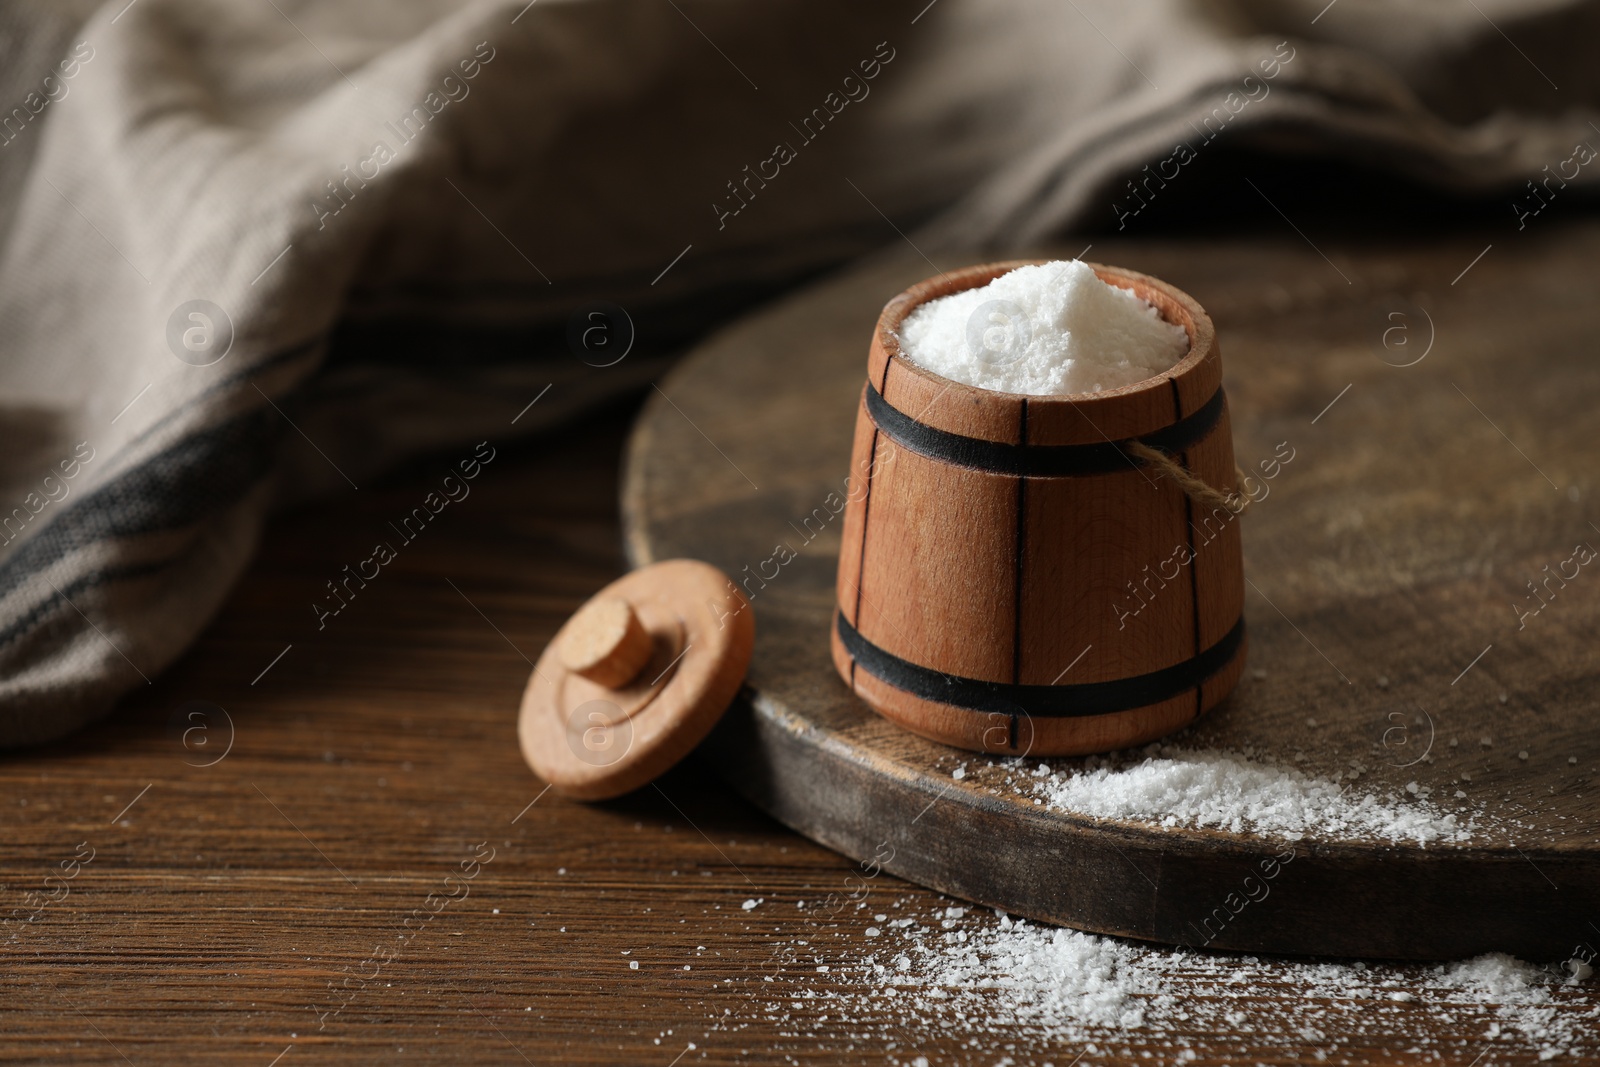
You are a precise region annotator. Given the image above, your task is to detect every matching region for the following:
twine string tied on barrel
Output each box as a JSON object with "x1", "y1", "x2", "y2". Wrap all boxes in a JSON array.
[{"x1": 1124, "y1": 441, "x2": 1252, "y2": 515}]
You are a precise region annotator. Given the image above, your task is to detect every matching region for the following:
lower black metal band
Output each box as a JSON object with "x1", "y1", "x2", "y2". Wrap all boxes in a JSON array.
[{"x1": 837, "y1": 612, "x2": 1244, "y2": 718}]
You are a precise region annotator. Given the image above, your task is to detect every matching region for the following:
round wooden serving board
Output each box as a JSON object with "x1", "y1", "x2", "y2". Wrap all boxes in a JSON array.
[{"x1": 621, "y1": 227, "x2": 1600, "y2": 961}]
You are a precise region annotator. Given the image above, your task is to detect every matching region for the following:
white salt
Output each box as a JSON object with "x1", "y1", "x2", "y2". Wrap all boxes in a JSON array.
[
  {"x1": 897, "y1": 260, "x2": 1190, "y2": 396},
  {"x1": 1034, "y1": 745, "x2": 1469, "y2": 845},
  {"x1": 728, "y1": 903, "x2": 1599, "y2": 1061}
]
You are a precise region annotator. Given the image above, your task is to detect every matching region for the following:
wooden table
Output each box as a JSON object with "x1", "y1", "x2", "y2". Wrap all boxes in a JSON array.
[{"x1": 3, "y1": 232, "x2": 1598, "y2": 1066}]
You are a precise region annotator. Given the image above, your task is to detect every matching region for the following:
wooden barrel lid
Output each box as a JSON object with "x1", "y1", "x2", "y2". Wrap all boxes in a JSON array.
[{"x1": 518, "y1": 559, "x2": 754, "y2": 800}]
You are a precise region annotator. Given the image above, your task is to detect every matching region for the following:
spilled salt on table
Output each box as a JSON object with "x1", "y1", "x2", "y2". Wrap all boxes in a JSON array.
[
  {"x1": 724, "y1": 901, "x2": 1597, "y2": 1062},
  {"x1": 897, "y1": 259, "x2": 1189, "y2": 395}
]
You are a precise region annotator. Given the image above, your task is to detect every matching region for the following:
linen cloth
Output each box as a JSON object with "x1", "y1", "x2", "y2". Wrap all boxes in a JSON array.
[{"x1": 2, "y1": 0, "x2": 1597, "y2": 745}]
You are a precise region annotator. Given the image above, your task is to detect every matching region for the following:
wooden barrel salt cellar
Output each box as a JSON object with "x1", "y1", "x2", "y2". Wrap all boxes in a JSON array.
[{"x1": 831, "y1": 261, "x2": 1247, "y2": 756}]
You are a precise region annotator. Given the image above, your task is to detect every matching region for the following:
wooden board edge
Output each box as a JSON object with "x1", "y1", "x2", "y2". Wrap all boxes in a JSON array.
[
  {"x1": 620, "y1": 387, "x2": 667, "y2": 570},
  {"x1": 697, "y1": 687, "x2": 1592, "y2": 961}
]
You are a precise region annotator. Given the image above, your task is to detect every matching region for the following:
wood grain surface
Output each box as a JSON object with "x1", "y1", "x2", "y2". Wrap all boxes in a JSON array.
[
  {"x1": 2, "y1": 231, "x2": 1598, "y2": 1066},
  {"x1": 623, "y1": 227, "x2": 1600, "y2": 961}
]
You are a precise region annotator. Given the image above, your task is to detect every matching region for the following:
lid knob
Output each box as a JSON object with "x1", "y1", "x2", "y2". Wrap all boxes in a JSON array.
[{"x1": 556, "y1": 595, "x2": 653, "y2": 687}]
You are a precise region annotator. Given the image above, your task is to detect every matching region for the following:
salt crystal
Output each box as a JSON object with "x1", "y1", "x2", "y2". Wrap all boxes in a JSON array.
[{"x1": 898, "y1": 260, "x2": 1189, "y2": 396}]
